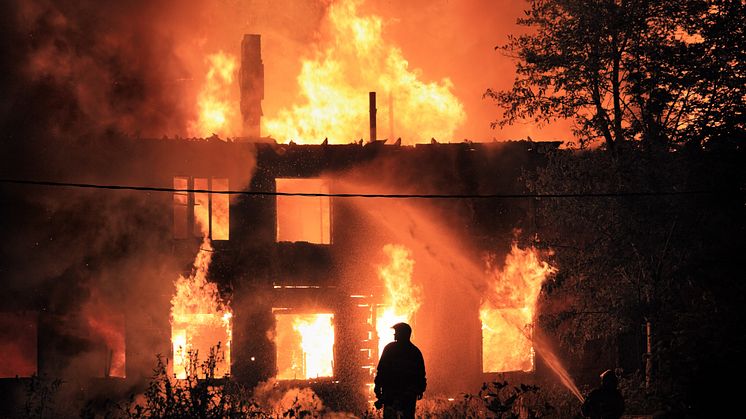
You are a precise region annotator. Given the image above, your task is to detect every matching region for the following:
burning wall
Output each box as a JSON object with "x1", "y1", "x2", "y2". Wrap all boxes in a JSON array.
[
  {"x1": 226, "y1": 140, "x2": 560, "y2": 397},
  {"x1": 0, "y1": 136, "x2": 558, "y2": 416},
  {"x1": 0, "y1": 136, "x2": 256, "y2": 417}
]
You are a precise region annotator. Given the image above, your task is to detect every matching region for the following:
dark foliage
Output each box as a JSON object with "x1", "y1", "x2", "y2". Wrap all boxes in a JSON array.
[
  {"x1": 487, "y1": 0, "x2": 746, "y2": 151},
  {"x1": 527, "y1": 146, "x2": 745, "y2": 416}
]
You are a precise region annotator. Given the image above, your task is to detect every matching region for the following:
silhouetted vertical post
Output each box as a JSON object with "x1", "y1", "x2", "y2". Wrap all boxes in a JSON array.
[
  {"x1": 369, "y1": 91, "x2": 377, "y2": 142},
  {"x1": 645, "y1": 319, "x2": 652, "y2": 388}
]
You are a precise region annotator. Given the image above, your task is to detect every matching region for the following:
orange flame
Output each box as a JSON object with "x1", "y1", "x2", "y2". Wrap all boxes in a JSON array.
[
  {"x1": 276, "y1": 313, "x2": 335, "y2": 380},
  {"x1": 480, "y1": 244, "x2": 556, "y2": 372},
  {"x1": 375, "y1": 244, "x2": 422, "y2": 357},
  {"x1": 171, "y1": 180, "x2": 233, "y2": 378},
  {"x1": 189, "y1": 51, "x2": 240, "y2": 138},
  {"x1": 264, "y1": 0, "x2": 465, "y2": 144},
  {"x1": 170, "y1": 191, "x2": 233, "y2": 379},
  {"x1": 171, "y1": 238, "x2": 232, "y2": 379},
  {"x1": 210, "y1": 178, "x2": 230, "y2": 240}
]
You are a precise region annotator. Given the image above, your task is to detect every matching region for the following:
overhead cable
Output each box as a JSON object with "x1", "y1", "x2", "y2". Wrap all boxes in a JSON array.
[{"x1": 0, "y1": 178, "x2": 740, "y2": 200}]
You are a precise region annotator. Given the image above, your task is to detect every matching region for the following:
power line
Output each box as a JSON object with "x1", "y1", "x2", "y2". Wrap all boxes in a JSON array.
[{"x1": 0, "y1": 178, "x2": 740, "y2": 200}]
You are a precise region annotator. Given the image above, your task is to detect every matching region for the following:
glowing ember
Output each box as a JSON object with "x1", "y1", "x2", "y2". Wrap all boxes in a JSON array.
[
  {"x1": 264, "y1": 0, "x2": 465, "y2": 144},
  {"x1": 189, "y1": 52, "x2": 240, "y2": 138},
  {"x1": 276, "y1": 313, "x2": 335, "y2": 380},
  {"x1": 375, "y1": 244, "x2": 421, "y2": 357},
  {"x1": 480, "y1": 243, "x2": 556, "y2": 372}
]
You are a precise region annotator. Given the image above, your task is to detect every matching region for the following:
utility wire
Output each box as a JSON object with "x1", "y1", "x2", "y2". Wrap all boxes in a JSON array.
[{"x1": 0, "y1": 178, "x2": 741, "y2": 200}]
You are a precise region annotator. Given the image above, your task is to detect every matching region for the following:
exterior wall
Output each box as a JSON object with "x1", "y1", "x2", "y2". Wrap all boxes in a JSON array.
[{"x1": 0, "y1": 138, "x2": 559, "y2": 413}]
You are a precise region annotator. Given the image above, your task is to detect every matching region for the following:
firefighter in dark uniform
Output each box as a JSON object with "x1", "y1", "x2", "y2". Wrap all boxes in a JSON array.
[
  {"x1": 374, "y1": 322, "x2": 426, "y2": 419},
  {"x1": 581, "y1": 369, "x2": 625, "y2": 419}
]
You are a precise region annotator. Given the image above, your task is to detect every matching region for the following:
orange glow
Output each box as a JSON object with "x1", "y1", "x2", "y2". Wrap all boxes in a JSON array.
[
  {"x1": 194, "y1": 177, "x2": 230, "y2": 240},
  {"x1": 174, "y1": 177, "x2": 230, "y2": 240},
  {"x1": 375, "y1": 244, "x2": 421, "y2": 357},
  {"x1": 0, "y1": 313, "x2": 37, "y2": 378},
  {"x1": 480, "y1": 244, "x2": 556, "y2": 372},
  {"x1": 275, "y1": 312, "x2": 335, "y2": 380},
  {"x1": 86, "y1": 311, "x2": 126, "y2": 378},
  {"x1": 211, "y1": 178, "x2": 230, "y2": 240},
  {"x1": 171, "y1": 236, "x2": 232, "y2": 379},
  {"x1": 173, "y1": 177, "x2": 189, "y2": 239},
  {"x1": 275, "y1": 178, "x2": 331, "y2": 244},
  {"x1": 263, "y1": 0, "x2": 465, "y2": 144},
  {"x1": 193, "y1": 178, "x2": 210, "y2": 237},
  {"x1": 189, "y1": 52, "x2": 240, "y2": 138}
]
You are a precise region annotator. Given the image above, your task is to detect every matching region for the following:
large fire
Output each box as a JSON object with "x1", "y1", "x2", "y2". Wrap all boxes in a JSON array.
[
  {"x1": 480, "y1": 244, "x2": 556, "y2": 372},
  {"x1": 189, "y1": 52, "x2": 241, "y2": 138},
  {"x1": 170, "y1": 190, "x2": 232, "y2": 379},
  {"x1": 375, "y1": 244, "x2": 422, "y2": 357},
  {"x1": 275, "y1": 312, "x2": 335, "y2": 380},
  {"x1": 263, "y1": 0, "x2": 466, "y2": 144}
]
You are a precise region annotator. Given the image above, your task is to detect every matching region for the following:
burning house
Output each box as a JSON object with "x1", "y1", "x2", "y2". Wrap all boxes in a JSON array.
[
  {"x1": 2, "y1": 0, "x2": 744, "y2": 416},
  {"x1": 0, "y1": 30, "x2": 564, "y2": 415},
  {"x1": 0, "y1": 136, "x2": 561, "y2": 411}
]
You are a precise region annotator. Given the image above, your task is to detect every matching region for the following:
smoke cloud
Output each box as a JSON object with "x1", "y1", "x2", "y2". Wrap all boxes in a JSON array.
[{"x1": 0, "y1": 0, "x2": 258, "y2": 384}]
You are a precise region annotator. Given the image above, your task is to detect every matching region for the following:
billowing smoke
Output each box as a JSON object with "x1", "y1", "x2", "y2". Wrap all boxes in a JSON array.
[
  {"x1": 0, "y1": 0, "x2": 258, "y2": 387},
  {"x1": 2, "y1": 1, "x2": 191, "y2": 158}
]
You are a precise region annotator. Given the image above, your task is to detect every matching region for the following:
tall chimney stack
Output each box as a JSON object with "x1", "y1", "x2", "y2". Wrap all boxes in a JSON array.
[{"x1": 240, "y1": 34, "x2": 264, "y2": 138}]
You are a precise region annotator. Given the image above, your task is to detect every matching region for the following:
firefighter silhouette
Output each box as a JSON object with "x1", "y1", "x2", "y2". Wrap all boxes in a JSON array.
[
  {"x1": 374, "y1": 322, "x2": 426, "y2": 419},
  {"x1": 581, "y1": 369, "x2": 625, "y2": 419}
]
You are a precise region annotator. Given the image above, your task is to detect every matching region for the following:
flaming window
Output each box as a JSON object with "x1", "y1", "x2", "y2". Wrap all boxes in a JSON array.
[
  {"x1": 274, "y1": 311, "x2": 335, "y2": 380},
  {"x1": 480, "y1": 244, "x2": 556, "y2": 373},
  {"x1": 275, "y1": 178, "x2": 331, "y2": 244},
  {"x1": 0, "y1": 312, "x2": 37, "y2": 378},
  {"x1": 171, "y1": 241, "x2": 232, "y2": 380},
  {"x1": 173, "y1": 177, "x2": 230, "y2": 240}
]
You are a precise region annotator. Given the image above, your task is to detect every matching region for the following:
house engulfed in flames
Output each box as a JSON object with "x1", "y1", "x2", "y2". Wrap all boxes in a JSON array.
[
  {"x1": 0, "y1": 137, "x2": 560, "y2": 409},
  {"x1": 0, "y1": 34, "x2": 562, "y2": 414}
]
